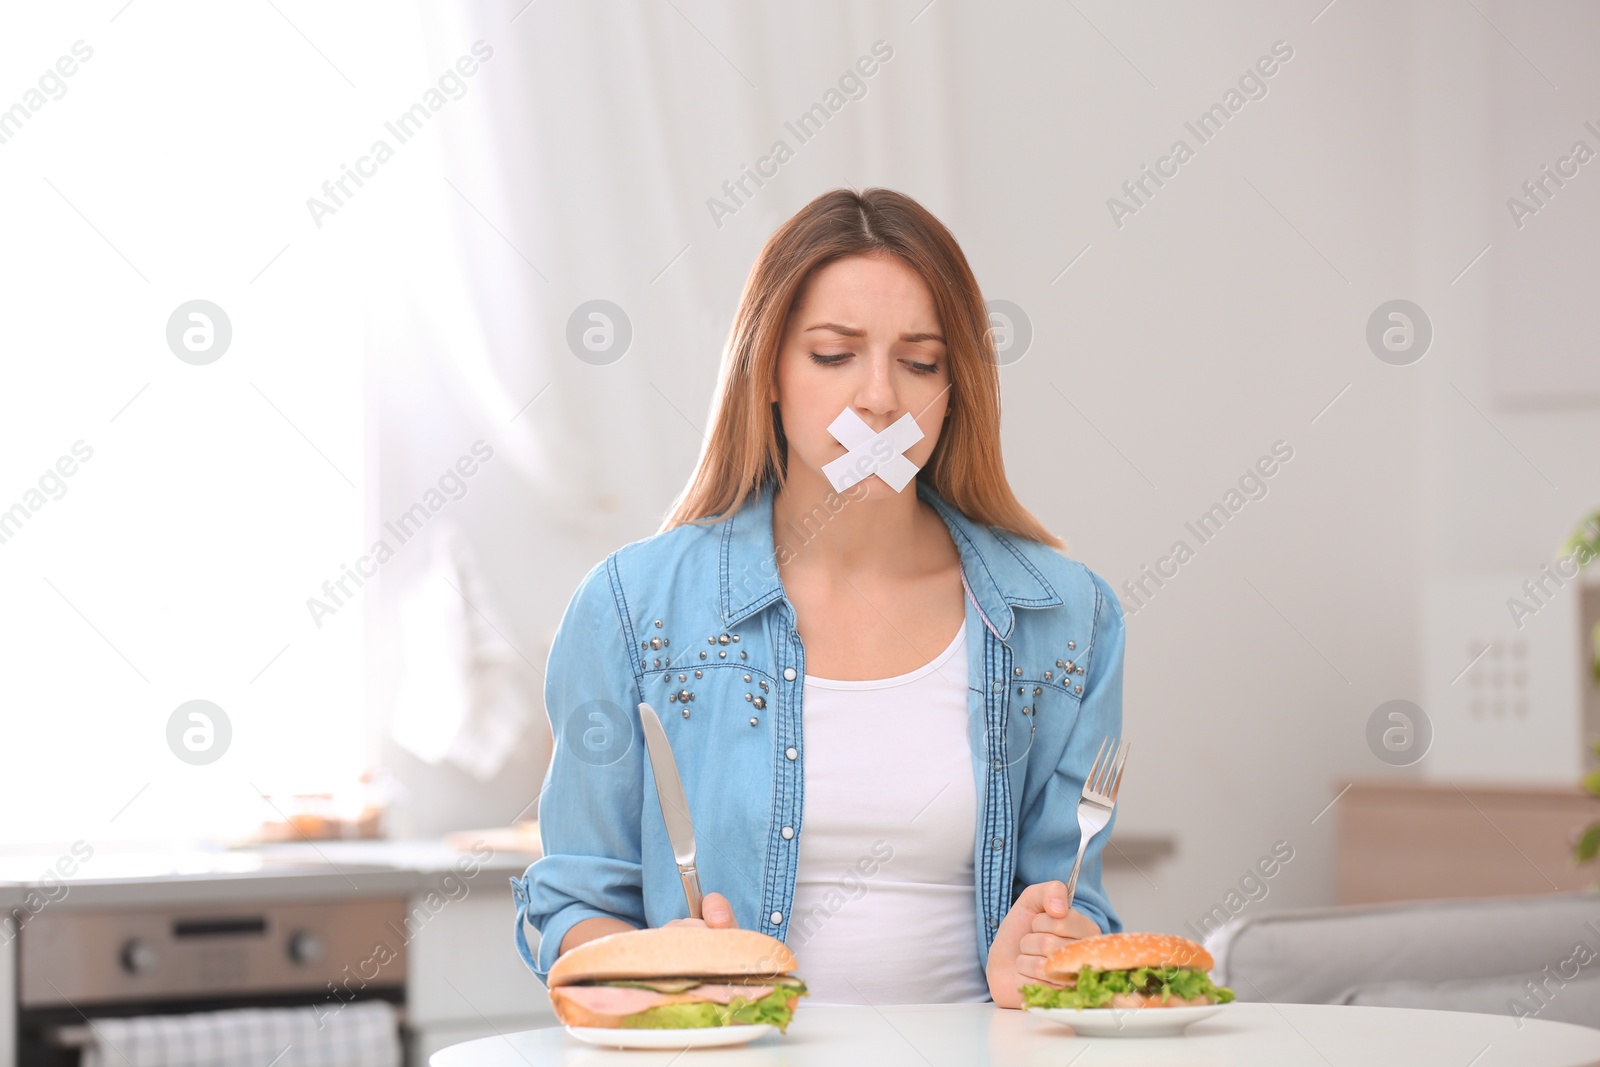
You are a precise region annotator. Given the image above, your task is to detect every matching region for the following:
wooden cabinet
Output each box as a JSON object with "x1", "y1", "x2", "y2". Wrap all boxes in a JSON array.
[{"x1": 1337, "y1": 779, "x2": 1600, "y2": 904}]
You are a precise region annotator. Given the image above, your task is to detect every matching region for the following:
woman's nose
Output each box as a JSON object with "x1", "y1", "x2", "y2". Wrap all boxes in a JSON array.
[{"x1": 853, "y1": 355, "x2": 898, "y2": 417}]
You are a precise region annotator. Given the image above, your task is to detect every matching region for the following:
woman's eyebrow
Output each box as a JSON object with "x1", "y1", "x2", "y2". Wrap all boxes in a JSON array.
[{"x1": 803, "y1": 322, "x2": 945, "y2": 344}]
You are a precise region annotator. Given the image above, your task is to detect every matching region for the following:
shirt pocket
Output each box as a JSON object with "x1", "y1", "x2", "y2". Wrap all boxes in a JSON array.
[{"x1": 1003, "y1": 668, "x2": 1082, "y2": 770}]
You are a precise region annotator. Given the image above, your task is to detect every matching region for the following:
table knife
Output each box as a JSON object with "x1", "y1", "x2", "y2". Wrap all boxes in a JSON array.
[{"x1": 637, "y1": 701, "x2": 704, "y2": 919}]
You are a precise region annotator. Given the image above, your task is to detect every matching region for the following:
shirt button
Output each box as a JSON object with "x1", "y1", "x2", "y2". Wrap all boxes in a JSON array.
[
  {"x1": 992, "y1": 758, "x2": 1003, "y2": 770},
  {"x1": 991, "y1": 836, "x2": 1004, "y2": 850},
  {"x1": 785, "y1": 747, "x2": 797, "y2": 760},
  {"x1": 783, "y1": 667, "x2": 797, "y2": 681},
  {"x1": 781, "y1": 826, "x2": 794, "y2": 839},
  {"x1": 769, "y1": 911, "x2": 783, "y2": 925}
]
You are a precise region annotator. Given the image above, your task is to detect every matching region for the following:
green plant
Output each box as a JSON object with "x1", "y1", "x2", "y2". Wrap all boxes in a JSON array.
[
  {"x1": 1560, "y1": 510, "x2": 1600, "y2": 683},
  {"x1": 1568, "y1": 510, "x2": 1600, "y2": 869},
  {"x1": 1580, "y1": 741, "x2": 1600, "y2": 866}
]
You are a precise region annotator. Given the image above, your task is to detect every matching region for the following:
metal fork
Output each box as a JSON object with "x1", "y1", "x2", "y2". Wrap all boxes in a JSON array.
[{"x1": 1063, "y1": 737, "x2": 1130, "y2": 909}]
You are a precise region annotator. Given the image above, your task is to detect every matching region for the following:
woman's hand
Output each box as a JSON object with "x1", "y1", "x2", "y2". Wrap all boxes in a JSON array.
[
  {"x1": 661, "y1": 891, "x2": 739, "y2": 930},
  {"x1": 985, "y1": 880, "x2": 1101, "y2": 1008}
]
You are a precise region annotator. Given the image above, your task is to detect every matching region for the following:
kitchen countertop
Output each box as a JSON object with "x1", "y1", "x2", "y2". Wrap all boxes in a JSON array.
[
  {"x1": 0, "y1": 838, "x2": 541, "y2": 909},
  {"x1": 0, "y1": 828, "x2": 1173, "y2": 909}
]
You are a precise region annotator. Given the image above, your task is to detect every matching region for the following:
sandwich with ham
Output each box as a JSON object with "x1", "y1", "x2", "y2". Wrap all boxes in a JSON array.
[
  {"x1": 547, "y1": 927, "x2": 808, "y2": 1031},
  {"x1": 1021, "y1": 932, "x2": 1236, "y2": 1010}
]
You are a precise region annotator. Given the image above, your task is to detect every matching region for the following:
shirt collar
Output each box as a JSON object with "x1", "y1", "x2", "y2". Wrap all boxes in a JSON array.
[{"x1": 718, "y1": 480, "x2": 1062, "y2": 638}]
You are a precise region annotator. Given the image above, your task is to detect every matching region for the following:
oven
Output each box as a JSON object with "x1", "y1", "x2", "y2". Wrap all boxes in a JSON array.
[{"x1": 16, "y1": 897, "x2": 408, "y2": 1067}]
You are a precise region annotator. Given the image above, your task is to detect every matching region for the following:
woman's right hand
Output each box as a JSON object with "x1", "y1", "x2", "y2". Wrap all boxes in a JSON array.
[{"x1": 661, "y1": 891, "x2": 739, "y2": 929}]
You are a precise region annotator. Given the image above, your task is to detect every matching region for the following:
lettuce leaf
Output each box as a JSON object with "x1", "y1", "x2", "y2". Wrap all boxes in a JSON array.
[
  {"x1": 1021, "y1": 966, "x2": 1235, "y2": 1010},
  {"x1": 620, "y1": 983, "x2": 809, "y2": 1032}
]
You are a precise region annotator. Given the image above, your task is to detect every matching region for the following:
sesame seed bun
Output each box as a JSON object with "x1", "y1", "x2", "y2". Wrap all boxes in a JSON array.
[
  {"x1": 547, "y1": 927, "x2": 798, "y2": 987},
  {"x1": 1043, "y1": 932, "x2": 1214, "y2": 978}
]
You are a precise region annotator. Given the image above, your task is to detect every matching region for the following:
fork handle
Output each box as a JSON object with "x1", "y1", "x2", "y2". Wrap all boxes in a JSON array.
[{"x1": 1062, "y1": 834, "x2": 1093, "y2": 910}]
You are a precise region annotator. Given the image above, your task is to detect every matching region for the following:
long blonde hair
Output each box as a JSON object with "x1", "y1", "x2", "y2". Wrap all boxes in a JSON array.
[{"x1": 662, "y1": 187, "x2": 1061, "y2": 549}]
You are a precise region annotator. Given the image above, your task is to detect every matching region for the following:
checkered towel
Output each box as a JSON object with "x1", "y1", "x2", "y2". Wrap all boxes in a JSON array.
[{"x1": 81, "y1": 1000, "x2": 400, "y2": 1067}]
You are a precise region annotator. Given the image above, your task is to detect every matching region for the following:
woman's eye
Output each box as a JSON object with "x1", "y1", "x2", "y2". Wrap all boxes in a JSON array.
[
  {"x1": 905, "y1": 360, "x2": 939, "y2": 374},
  {"x1": 809, "y1": 352, "x2": 852, "y2": 366}
]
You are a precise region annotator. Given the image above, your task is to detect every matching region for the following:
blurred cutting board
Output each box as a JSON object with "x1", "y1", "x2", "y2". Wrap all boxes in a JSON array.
[{"x1": 445, "y1": 821, "x2": 542, "y2": 857}]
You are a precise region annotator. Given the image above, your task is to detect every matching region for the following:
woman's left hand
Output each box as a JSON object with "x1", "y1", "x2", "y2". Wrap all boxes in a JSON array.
[{"x1": 985, "y1": 880, "x2": 1101, "y2": 1008}]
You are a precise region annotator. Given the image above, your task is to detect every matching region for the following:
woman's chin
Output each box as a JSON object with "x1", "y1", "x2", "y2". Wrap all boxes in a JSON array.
[{"x1": 840, "y1": 477, "x2": 913, "y2": 504}]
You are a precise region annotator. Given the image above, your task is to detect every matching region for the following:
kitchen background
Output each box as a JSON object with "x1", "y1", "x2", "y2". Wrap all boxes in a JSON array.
[{"x1": 2, "y1": 0, "x2": 1599, "y2": 1061}]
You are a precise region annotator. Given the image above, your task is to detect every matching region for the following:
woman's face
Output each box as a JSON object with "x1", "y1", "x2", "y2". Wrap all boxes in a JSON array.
[{"x1": 773, "y1": 254, "x2": 951, "y2": 501}]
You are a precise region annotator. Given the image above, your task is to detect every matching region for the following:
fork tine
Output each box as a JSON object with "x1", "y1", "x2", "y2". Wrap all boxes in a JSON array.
[
  {"x1": 1085, "y1": 737, "x2": 1108, "y2": 793},
  {"x1": 1106, "y1": 740, "x2": 1131, "y2": 800},
  {"x1": 1095, "y1": 737, "x2": 1120, "y2": 794}
]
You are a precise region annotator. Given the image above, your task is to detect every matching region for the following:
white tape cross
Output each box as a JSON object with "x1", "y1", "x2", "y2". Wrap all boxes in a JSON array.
[{"x1": 821, "y1": 408, "x2": 925, "y2": 493}]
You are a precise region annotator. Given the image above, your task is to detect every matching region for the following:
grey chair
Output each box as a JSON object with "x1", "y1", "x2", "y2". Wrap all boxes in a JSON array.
[{"x1": 1206, "y1": 891, "x2": 1600, "y2": 1029}]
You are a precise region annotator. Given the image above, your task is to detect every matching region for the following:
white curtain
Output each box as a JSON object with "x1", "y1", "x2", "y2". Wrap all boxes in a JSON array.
[{"x1": 366, "y1": 2, "x2": 962, "y2": 805}]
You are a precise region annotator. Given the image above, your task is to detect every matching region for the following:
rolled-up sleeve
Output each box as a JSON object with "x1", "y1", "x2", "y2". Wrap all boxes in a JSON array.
[
  {"x1": 512, "y1": 558, "x2": 646, "y2": 985},
  {"x1": 1014, "y1": 570, "x2": 1125, "y2": 937}
]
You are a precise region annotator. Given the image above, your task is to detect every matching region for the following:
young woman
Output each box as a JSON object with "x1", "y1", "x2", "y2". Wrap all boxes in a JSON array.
[{"x1": 512, "y1": 188, "x2": 1125, "y2": 1008}]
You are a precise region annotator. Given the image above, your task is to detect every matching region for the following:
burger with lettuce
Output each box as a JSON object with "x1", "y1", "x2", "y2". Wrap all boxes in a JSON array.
[
  {"x1": 547, "y1": 927, "x2": 807, "y2": 1031},
  {"x1": 1021, "y1": 932, "x2": 1235, "y2": 1009}
]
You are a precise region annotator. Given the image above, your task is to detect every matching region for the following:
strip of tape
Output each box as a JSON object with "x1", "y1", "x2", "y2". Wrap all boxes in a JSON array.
[{"x1": 821, "y1": 408, "x2": 925, "y2": 493}]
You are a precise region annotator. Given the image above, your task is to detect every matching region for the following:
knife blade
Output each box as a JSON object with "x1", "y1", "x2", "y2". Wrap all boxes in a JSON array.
[{"x1": 637, "y1": 701, "x2": 704, "y2": 919}]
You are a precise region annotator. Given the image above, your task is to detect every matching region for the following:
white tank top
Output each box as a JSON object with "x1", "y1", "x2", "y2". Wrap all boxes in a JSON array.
[{"x1": 788, "y1": 621, "x2": 989, "y2": 1004}]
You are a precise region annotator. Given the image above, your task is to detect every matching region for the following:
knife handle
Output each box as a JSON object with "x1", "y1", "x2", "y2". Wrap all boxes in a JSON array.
[{"x1": 678, "y1": 863, "x2": 703, "y2": 920}]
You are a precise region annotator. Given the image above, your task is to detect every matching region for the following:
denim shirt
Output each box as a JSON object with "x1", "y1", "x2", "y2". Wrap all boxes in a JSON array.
[{"x1": 511, "y1": 481, "x2": 1125, "y2": 987}]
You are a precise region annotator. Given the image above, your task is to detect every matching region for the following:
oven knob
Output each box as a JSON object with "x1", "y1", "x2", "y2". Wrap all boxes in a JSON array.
[
  {"x1": 120, "y1": 939, "x2": 160, "y2": 975},
  {"x1": 288, "y1": 930, "x2": 326, "y2": 965}
]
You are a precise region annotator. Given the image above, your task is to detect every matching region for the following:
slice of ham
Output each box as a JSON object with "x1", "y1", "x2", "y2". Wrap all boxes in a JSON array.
[
  {"x1": 1106, "y1": 992, "x2": 1211, "y2": 1009},
  {"x1": 557, "y1": 983, "x2": 776, "y2": 1017}
]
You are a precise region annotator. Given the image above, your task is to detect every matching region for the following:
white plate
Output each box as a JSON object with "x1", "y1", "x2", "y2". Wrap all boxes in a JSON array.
[
  {"x1": 1026, "y1": 1002, "x2": 1229, "y2": 1037},
  {"x1": 565, "y1": 1023, "x2": 775, "y2": 1049}
]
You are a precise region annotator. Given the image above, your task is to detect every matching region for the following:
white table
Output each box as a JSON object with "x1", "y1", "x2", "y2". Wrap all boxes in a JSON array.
[{"x1": 430, "y1": 1001, "x2": 1600, "y2": 1066}]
